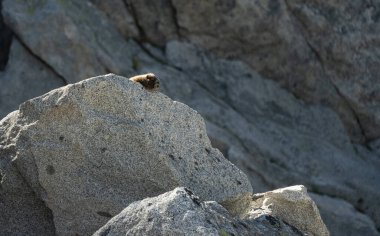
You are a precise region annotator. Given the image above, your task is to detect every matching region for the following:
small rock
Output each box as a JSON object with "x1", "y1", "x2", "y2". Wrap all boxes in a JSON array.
[
  {"x1": 221, "y1": 185, "x2": 329, "y2": 236},
  {"x1": 93, "y1": 187, "x2": 304, "y2": 236}
]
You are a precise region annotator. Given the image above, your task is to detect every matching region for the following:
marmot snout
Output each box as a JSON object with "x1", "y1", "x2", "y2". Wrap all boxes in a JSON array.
[{"x1": 129, "y1": 73, "x2": 160, "y2": 91}]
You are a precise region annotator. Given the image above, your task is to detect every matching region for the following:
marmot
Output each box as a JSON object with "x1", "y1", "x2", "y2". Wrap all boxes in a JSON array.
[{"x1": 129, "y1": 73, "x2": 160, "y2": 91}]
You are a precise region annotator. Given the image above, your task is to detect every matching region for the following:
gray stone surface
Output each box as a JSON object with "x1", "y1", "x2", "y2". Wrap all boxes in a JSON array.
[
  {"x1": 135, "y1": 41, "x2": 380, "y2": 231},
  {"x1": 0, "y1": 161, "x2": 56, "y2": 236},
  {"x1": 0, "y1": 39, "x2": 64, "y2": 119},
  {"x1": 128, "y1": 0, "x2": 380, "y2": 143},
  {"x1": 369, "y1": 139, "x2": 380, "y2": 157},
  {"x1": 2, "y1": 0, "x2": 380, "y2": 233},
  {"x1": 0, "y1": 74, "x2": 252, "y2": 236},
  {"x1": 90, "y1": 0, "x2": 139, "y2": 40},
  {"x1": 0, "y1": 111, "x2": 56, "y2": 236},
  {"x1": 222, "y1": 185, "x2": 329, "y2": 236},
  {"x1": 93, "y1": 187, "x2": 303, "y2": 236},
  {"x1": 285, "y1": 0, "x2": 380, "y2": 142},
  {"x1": 311, "y1": 193, "x2": 380, "y2": 236},
  {"x1": 126, "y1": 0, "x2": 179, "y2": 46},
  {"x1": 2, "y1": 0, "x2": 137, "y2": 82}
]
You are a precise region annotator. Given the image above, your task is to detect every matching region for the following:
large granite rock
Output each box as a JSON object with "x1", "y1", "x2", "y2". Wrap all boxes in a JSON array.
[
  {"x1": 0, "y1": 74, "x2": 252, "y2": 235},
  {"x1": 93, "y1": 187, "x2": 308, "y2": 236}
]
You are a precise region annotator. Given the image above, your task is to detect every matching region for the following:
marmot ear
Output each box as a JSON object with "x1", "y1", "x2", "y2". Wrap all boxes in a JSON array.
[{"x1": 146, "y1": 73, "x2": 156, "y2": 80}]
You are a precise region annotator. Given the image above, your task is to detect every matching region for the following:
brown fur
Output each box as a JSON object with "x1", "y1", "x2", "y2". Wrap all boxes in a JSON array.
[{"x1": 129, "y1": 73, "x2": 160, "y2": 91}]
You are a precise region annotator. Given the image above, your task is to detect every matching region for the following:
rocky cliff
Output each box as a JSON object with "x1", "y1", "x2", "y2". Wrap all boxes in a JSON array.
[
  {"x1": 0, "y1": 74, "x2": 327, "y2": 235},
  {"x1": 0, "y1": 0, "x2": 379, "y2": 235}
]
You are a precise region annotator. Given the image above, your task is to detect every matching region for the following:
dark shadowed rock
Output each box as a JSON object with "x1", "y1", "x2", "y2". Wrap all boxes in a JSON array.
[
  {"x1": 0, "y1": 0, "x2": 12, "y2": 71},
  {"x1": 311, "y1": 193, "x2": 380, "y2": 236}
]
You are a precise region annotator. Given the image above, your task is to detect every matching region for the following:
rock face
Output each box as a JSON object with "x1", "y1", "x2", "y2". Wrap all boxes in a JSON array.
[
  {"x1": 2, "y1": 0, "x2": 136, "y2": 82},
  {"x1": 93, "y1": 187, "x2": 306, "y2": 236},
  {"x1": 0, "y1": 39, "x2": 65, "y2": 119},
  {"x1": 311, "y1": 193, "x2": 380, "y2": 236},
  {"x1": 1, "y1": 0, "x2": 380, "y2": 234},
  {"x1": 0, "y1": 111, "x2": 56, "y2": 236},
  {"x1": 0, "y1": 0, "x2": 12, "y2": 71},
  {"x1": 0, "y1": 74, "x2": 252, "y2": 235},
  {"x1": 222, "y1": 185, "x2": 329, "y2": 236},
  {"x1": 127, "y1": 0, "x2": 380, "y2": 144},
  {"x1": 140, "y1": 41, "x2": 380, "y2": 232}
]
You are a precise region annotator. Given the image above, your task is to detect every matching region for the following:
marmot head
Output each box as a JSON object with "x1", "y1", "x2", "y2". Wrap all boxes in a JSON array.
[
  {"x1": 129, "y1": 73, "x2": 160, "y2": 91},
  {"x1": 145, "y1": 73, "x2": 160, "y2": 91}
]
